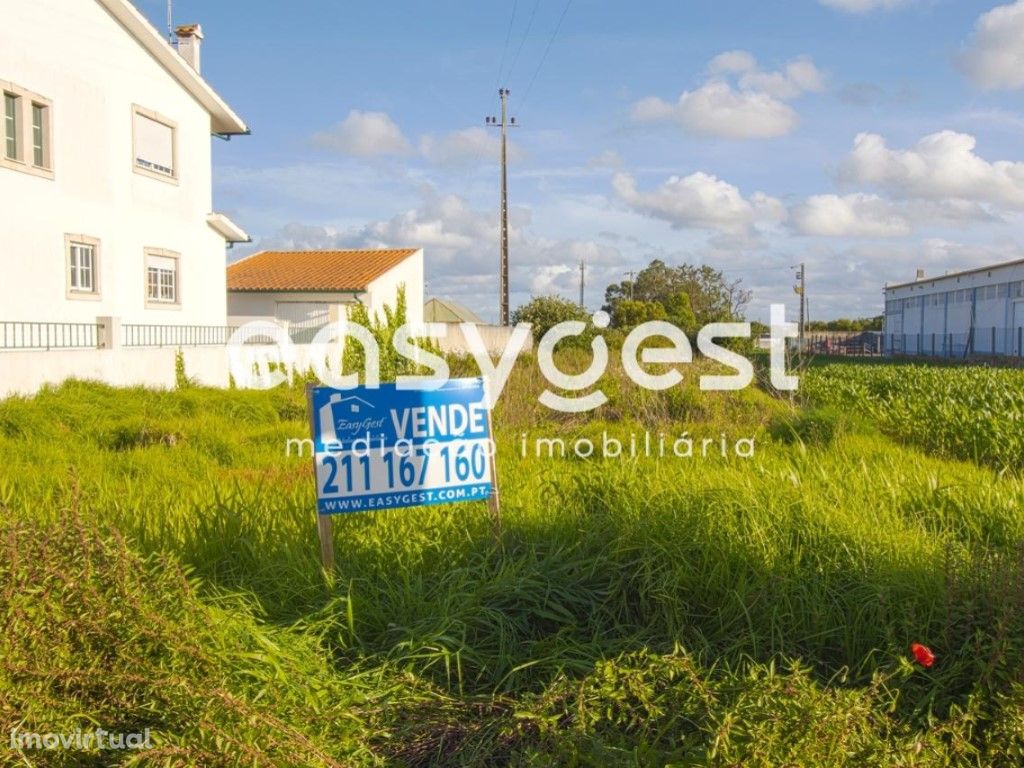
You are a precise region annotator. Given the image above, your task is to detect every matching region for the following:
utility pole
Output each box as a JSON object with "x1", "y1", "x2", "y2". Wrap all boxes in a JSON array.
[
  {"x1": 486, "y1": 88, "x2": 516, "y2": 325},
  {"x1": 579, "y1": 259, "x2": 586, "y2": 310},
  {"x1": 167, "y1": 0, "x2": 174, "y2": 43},
  {"x1": 794, "y1": 263, "x2": 806, "y2": 354},
  {"x1": 625, "y1": 270, "x2": 637, "y2": 301}
]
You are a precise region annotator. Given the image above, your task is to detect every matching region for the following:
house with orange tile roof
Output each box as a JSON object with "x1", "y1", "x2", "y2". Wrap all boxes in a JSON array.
[{"x1": 226, "y1": 248, "x2": 424, "y2": 341}]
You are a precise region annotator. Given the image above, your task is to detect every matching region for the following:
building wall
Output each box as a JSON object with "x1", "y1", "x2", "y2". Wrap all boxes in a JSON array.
[
  {"x1": 365, "y1": 249, "x2": 424, "y2": 327},
  {"x1": 432, "y1": 323, "x2": 533, "y2": 356},
  {"x1": 0, "y1": 0, "x2": 231, "y2": 326},
  {"x1": 226, "y1": 251, "x2": 425, "y2": 331},
  {"x1": 884, "y1": 262, "x2": 1024, "y2": 356},
  {"x1": 227, "y1": 291, "x2": 361, "y2": 321},
  {"x1": 0, "y1": 346, "x2": 230, "y2": 397}
]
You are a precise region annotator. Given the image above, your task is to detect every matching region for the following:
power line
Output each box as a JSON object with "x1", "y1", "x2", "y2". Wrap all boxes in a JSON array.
[
  {"x1": 520, "y1": 0, "x2": 573, "y2": 109},
  {"x1": 506, "y1": 0, "x2": 540, "y2": 84},
  {"x1": 494, "y1": 0, "x2": 519, "y2": 89}
]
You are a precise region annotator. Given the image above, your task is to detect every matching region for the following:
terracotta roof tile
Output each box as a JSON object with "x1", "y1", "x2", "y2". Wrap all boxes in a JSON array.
[{"x1": 227, "y1": 249, "x2": 418, "y2": 292}]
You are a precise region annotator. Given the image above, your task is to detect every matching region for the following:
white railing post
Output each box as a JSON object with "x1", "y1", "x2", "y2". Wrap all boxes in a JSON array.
[{"x1": 97, "y1": 316, "x2": 121, "y2": 350}]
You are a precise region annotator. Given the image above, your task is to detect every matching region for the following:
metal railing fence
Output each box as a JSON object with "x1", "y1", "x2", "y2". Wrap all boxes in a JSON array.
[{"x1": 0, "y1": 321, "x2": 103, "y2": 350}]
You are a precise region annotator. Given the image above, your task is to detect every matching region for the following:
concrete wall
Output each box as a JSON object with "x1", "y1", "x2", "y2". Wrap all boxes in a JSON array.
[
  {"x1": 0, "y1": 323, "x2": 534, "y2": 399},
  {"x1": 365, "y1": 250, "x2": 424, "y2": 327},
  {"x1": 0, "y1": 346, "x2": 230, "y2": 397},
  {"x1": 1, "y1": 0, "x2": 236, "y2": 326},
  {"x1": 432, "y1": 323, "x2": 533, "y2": 356},
  {"x1": 227, "y1": 291, "x2": 360, "y2": 325}
]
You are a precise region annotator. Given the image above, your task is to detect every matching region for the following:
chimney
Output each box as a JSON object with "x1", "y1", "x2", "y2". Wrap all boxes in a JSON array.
[
  {"x1": 916, "y1": 268, "x2": 925, "y2": 280},
  {"x1": 175, "y1": 24, "x2": 203, "y2": 73}
]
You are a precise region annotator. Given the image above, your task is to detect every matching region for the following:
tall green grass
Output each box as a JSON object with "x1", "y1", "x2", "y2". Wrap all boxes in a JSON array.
[{"x1": 1, "y1": 357, "x2": 1023, "y2": 765}]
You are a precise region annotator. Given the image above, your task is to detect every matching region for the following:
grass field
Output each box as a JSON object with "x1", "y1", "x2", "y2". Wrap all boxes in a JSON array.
[{"x1": 1, "y1": 355, "x2": 1023, "y2": 765}]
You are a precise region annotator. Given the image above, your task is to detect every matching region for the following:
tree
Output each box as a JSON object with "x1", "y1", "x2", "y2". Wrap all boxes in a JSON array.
[
  {"x1": 342, "y1": 284, "x2": 439, "y2": 382},
  {"x1": 511, "y1": 295, "x2": 589, "y2": 340},
  {"x1": 663, "y1": 291, "x2": 697, "y2": 335},
  {"x1": 805, "y1": 316, "x2": 884, "y2": 332},
  {"x1": 612, "y1": 299, "x2": 666, "y2": 329},
  {"x1": 604, "y1": 260, "x2": 750, "y2": 328}
]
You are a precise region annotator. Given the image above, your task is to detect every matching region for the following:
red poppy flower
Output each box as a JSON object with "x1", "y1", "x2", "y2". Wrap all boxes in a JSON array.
[{"x1": 910, "y1": 643, "x2": 935, "y2": 668}]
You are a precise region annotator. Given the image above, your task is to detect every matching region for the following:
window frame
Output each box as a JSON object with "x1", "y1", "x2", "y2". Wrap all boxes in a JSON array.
[
  {"x1": 0, "y1": 80, "x2": 53, "y2": 179},
  {"x1": 64, "y1": 234, "x2": 101, "y2": 300},
  {"x1": 144, "y1": 248, "x2": 182, "y2": 310},
  {"x1": 4, "y1": 91, "x2": 19, "y2": 161},
  {"x1": 131, "y1": 105, "x2": 178, "y2": 185}
]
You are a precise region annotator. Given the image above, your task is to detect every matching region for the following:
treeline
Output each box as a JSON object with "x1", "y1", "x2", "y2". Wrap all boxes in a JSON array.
[{"x1": 805, "y1": 317, "x2": 883, "y2": 332}]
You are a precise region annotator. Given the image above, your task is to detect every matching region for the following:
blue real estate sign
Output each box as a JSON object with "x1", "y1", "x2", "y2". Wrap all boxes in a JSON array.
[{"x1": 309, "y1": 379, "x2": 494, "y2": 515}]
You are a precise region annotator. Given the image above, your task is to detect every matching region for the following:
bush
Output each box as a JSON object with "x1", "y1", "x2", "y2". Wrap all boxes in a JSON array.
[
  {"x1": 769, "y1": 407, "x2": 845, "y2": 447},
  {"x1": 512, "y1": 295, "x2": 590, "y2": 341}
]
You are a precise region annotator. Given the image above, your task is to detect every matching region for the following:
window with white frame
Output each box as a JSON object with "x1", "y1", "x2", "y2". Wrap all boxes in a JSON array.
[
  {"x1": 4, "y1": 92, "x2": 18, "y2": 160},
  {"x1": 146, "y1": 251, "x2": 179, "y2": 306},
  {"x1": 1, "y1": 80, "x2": 52, "y2": 175},
  {"x1": 67, "y1": 238, "x2": 98, "y2": 294},
  {"x1": 133, "y1": 107, "x2": 176, "y2": 180},
  {"x1": 31, "y1": 102, "x2": 49, "y2": 167}
]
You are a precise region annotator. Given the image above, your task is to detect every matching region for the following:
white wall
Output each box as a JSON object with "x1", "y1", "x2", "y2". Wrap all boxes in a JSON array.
[
  {"x1": 366, "y1": 249, "x2": 424, "y2": 327},
  {"x1": 0, "y1": 323, "x2": 533, "y2": 399},
  {"x1": 0, "y1": 346, "x2": 230, "y2": 397},
  {"x1": 227, "y1": 291, "x2": 360, "y2": 323},
  {"x1": 227, "y1": 251, "x2": 425, "y2": 329},
  {"x1": 884, "y1": 261, "x2": 1024, "y2": 355},
  {"x1": 432, "y1": 323, "x2": 533, "y2": 356},
  {"x1": 0, "y1": 0, "x2": 234, "y2": 327}
]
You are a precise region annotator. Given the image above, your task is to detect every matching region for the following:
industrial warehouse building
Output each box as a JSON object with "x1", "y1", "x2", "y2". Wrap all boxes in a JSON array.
[{"x1": 884, "y1": 259, "x2": 1024, "y2": 359}]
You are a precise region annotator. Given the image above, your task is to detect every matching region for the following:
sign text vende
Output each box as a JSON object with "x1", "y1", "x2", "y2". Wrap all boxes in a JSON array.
[{"x1": 309, "y1": 378, "x2": 494, "y2": 515}]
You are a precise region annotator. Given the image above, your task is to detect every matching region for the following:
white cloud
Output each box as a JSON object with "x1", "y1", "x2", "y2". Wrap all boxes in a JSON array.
[
  {"x1": 708, "y1": 50, "x2": 758, "y2": 74},
  {"x1": 418, "y1": 127, "x2": 523, "y2": 168},
  {"x1": 250, "y1": 188, "x2": 623, "y2": 317},
  {"x1": 311, "y1": 110, "x2": 412, "y2": 157},
  {"x1": 587, "y1": 150, "x2": 624, "y2": 169},
  {"x1": 791, "y1": 193, "x2": 994, "y2": 238},
  {"x1": 738, "y1": 57, "x2": 825, "y2": 99},
  {"x1": 959, "y1": 1, "x2": 1024, "y2": 90},
  {"x1": 792, "y1": 194, "x2": 912, "y2": 237},
  {"x1": 642, "y1": 83, "x2": 799, "y2": 139},
  {"x1": 631, "y1": 52, "x2": 824, "y2": 139},
  {"x1": 838, "y1": 130, "x2": 1024, "y2": 207},
  {"x1": 613, "y1": 171, "x2": 785, "y2": 234},
  {"x1": 817, "y1": 0, "x2": 915, "y2": 12}
]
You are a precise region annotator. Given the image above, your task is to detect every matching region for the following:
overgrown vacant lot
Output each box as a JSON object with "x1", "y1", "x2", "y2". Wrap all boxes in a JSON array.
[{"x1": 1, "y1": 357, "x2": 1023, "y2": 765}]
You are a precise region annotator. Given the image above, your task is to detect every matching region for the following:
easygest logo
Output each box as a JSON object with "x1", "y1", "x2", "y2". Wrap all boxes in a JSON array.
[{"x1": 228, "y1": 303, "x2": 799, "y2": 412}]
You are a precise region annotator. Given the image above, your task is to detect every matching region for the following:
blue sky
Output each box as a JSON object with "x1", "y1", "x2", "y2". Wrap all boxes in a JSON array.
[{"x1": 139, "y1": 0, "x2": 1024, "y2": 322}]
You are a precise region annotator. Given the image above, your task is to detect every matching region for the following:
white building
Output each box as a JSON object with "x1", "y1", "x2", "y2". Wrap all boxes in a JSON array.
[
  {"x1": 227, "y1": 249, "x2": 425, "y2": 341},
  {"x1": 1, "y1": 0, "x2": 249, "y2": 345},
  {"x1": 884, "y1": 261, "x2": 1024, "y2": 358}
]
